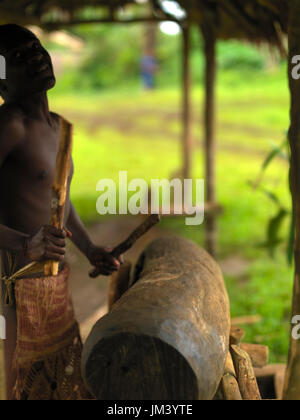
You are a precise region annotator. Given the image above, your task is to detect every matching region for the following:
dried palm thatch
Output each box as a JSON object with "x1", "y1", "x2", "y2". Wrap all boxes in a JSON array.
[{"x1": 0, "y1": 0, "x2": 287, "y2": 47}]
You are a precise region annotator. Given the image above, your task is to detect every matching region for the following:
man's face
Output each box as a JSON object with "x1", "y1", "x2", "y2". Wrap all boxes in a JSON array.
[{"x1": 1, "y1": 30, "x2": 56, "y2": 98}]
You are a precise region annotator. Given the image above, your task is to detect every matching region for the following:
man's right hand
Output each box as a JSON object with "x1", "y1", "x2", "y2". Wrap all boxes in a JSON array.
[{"x1": 26, "y1": 225, "x2": 68, "y2": 262}]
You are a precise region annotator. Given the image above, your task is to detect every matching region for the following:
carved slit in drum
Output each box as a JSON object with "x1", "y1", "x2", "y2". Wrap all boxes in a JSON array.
[{"x1": 82, "y1": 236, "x2": 230, "y2": 400}]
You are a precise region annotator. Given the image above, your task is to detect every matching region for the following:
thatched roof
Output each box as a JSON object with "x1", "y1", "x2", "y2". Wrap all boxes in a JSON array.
[{"x1": 0, "y1": 0, "x2": 288, "y2": 47}]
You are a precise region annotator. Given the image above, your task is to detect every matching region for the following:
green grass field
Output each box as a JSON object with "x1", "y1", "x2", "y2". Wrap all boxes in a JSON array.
[{"x1": 49, "y1": 65, "x2": 293, "y2": 362}]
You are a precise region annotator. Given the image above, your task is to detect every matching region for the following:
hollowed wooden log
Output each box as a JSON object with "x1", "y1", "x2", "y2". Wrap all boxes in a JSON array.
[{"x1": 82, "y1": 236, "x2": 230, "y2": 400}]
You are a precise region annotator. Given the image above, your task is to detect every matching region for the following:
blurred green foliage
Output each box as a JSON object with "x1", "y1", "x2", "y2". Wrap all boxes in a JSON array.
[{"x1": 47, "y1": 25, "x2": 276, "y2": 92}]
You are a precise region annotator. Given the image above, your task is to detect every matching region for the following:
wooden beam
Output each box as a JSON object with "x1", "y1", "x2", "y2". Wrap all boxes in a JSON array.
[
  {"x1": 182, "y1": 24, "x2": 192, "y2": 180},
  {"x1": 283, "y1": 0, "x2": 300, "y2": 401},
  {"x1": 42, "y1": 16, "x2": 181, "y2": 30},
  {"x1": 0, "y1": 9, "x2": 39, "y2": 25}
]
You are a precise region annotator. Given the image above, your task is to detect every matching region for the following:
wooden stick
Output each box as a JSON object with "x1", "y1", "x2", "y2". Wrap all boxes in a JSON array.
[
  {"x1": 44, "y1": 118, "x2": 73, "y2": 276},
  {"x1": 231, "y1": 315, "x2": 262, "y2": 326},
  {"x1": 89, "y1": 214, "x2": 161, "y2": 278},
  {"x1": 231, "y1": 345, "x2": 261, "y2": 400},
  {"x1": 240, "y1": 343, "x2": 269, "y2": 369},
  {"x1": 230, "y1": 325, "x2": 246, "y2": 345},
  {"x1": 221, "y1": 351, "x2": 242, "y2": 400}
]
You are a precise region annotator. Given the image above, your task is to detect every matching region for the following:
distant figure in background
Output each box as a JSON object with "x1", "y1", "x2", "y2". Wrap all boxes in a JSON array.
[{"x1": 140, "y1": 48, "x2": 158, "y2": 90}]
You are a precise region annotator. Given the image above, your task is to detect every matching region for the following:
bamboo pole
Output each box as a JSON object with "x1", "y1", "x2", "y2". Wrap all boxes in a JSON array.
[
  {"x1": 182, "y1": 24, "x2": 192, "y2": 180},
  {"x1": 44, "y1": 118, "x2": 73, "y2": 276},
  {"x1": 283, "y1": 0, "x2": 300, "y2": 400},
  {"x1": 202, "y1": 27, "x2": 217, "y2": 257}
]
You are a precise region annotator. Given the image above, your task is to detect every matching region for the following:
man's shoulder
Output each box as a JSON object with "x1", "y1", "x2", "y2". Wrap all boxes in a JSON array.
[
  {"x1": 0, "y1": 104, "x2": 26, "y2": 163},
  {"x1": 50, "y1": 111, "x2": 62, "y2": 124}
]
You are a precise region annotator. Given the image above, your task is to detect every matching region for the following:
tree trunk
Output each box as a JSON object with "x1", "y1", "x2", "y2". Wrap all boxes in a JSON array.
[
  {"x1": 182, "y1": 25, "x2": 192, "y2": 180},
  {"x1": 202, "y1": 28, "x2": 217, "y2": 257},
  {"x1": 283, "y1": 0, "x2": 300, "y2": 401},
  {"x1": 82, "y1": 237, "x2": 230, "y2": 400}
]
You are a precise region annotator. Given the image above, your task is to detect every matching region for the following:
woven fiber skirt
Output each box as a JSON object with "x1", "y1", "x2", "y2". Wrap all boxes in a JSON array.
[{"x1": 12, "y1": 264, "x2": 91, "y2": 400}]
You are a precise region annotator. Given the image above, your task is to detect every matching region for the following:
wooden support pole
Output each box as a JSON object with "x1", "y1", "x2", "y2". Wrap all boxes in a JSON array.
[
  {"x1": 202, "y1": 28, "x2": 217, "y2": 257},
  {"x1": 182, "y1": 24, "x2": 192, "y2": 180},
  {"x1": 231, "y1": 345, "x2": 261, "y2": 400},
  {"x1": 283, "y1": 0, "x2": 300, "y2": 400},
  {"x1": 44, "y1": 118, "x2": 73, "y2": 276},
  {"x1": 83, "y1": 237, "x2": 230, "y2": 400}
]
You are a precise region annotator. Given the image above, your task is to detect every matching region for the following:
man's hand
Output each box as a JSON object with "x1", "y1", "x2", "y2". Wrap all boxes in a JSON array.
[
  {"x1": 26, "y1": 225, "x2": 70, "y2": 262},
  {"x1": 87, "y1": 245, "x2": 123, "y2": 277}
]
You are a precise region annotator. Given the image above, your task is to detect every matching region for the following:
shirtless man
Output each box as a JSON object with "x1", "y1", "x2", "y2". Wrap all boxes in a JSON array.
[{"x1": 0, "y1": 24, "x2": 121, "y2": 398}]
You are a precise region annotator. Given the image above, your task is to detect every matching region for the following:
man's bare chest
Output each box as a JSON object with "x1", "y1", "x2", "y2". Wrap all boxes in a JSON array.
[{"x1": 7, "y1": 122, "x2": 60, "y2": 185}]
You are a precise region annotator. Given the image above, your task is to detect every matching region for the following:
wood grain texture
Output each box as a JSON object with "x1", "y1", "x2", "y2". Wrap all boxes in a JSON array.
[
  {"x1": 231, "y1": 345, "x2": 261, "y2": 400},
  {"x1": 44, "y1": 118, "x2": 73, "y2": 276},
  {"x1": 230, "y1": 325, "x2": 245, "y2": 345},
  {"x1": 221, "y1": 351, "x2": 242, "y2": 400},
  {"x1": 107, "y1": 261, "x2": 132, "y2": 312},
  {"x1": 82, "y1": 236, "x2": 230, "y2": 400},
  {"x1": 240, "y1": 343, "x2": 269, "y2": 369}
]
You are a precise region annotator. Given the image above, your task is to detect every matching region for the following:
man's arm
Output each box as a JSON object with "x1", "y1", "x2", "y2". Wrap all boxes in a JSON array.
[{"x1": 66, "y1": 202, "x2": 121, "y2": 276}]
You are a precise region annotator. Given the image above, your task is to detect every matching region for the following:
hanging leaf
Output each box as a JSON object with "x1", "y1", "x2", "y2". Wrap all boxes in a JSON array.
[
  {"x1": 261, "y1": 188, "x2": 282, "y2": 206},
  {"x1": 265, "y1": 208, "x2": 288, "y2": 258},
  {"x1": 287, "y1": 214, "x2": 295, "y2": 266},
  {"x1": 262, "y1": 140, "x2": 289, "y2": 171},
  {"x1": 252, "y1": 139, "x2": 289, "y2": 190}
]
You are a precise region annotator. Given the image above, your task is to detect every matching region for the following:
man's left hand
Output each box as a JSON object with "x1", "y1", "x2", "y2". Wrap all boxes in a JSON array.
[{"x1": 87, "y1": 245, "x2": 123, "y2": 277}]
